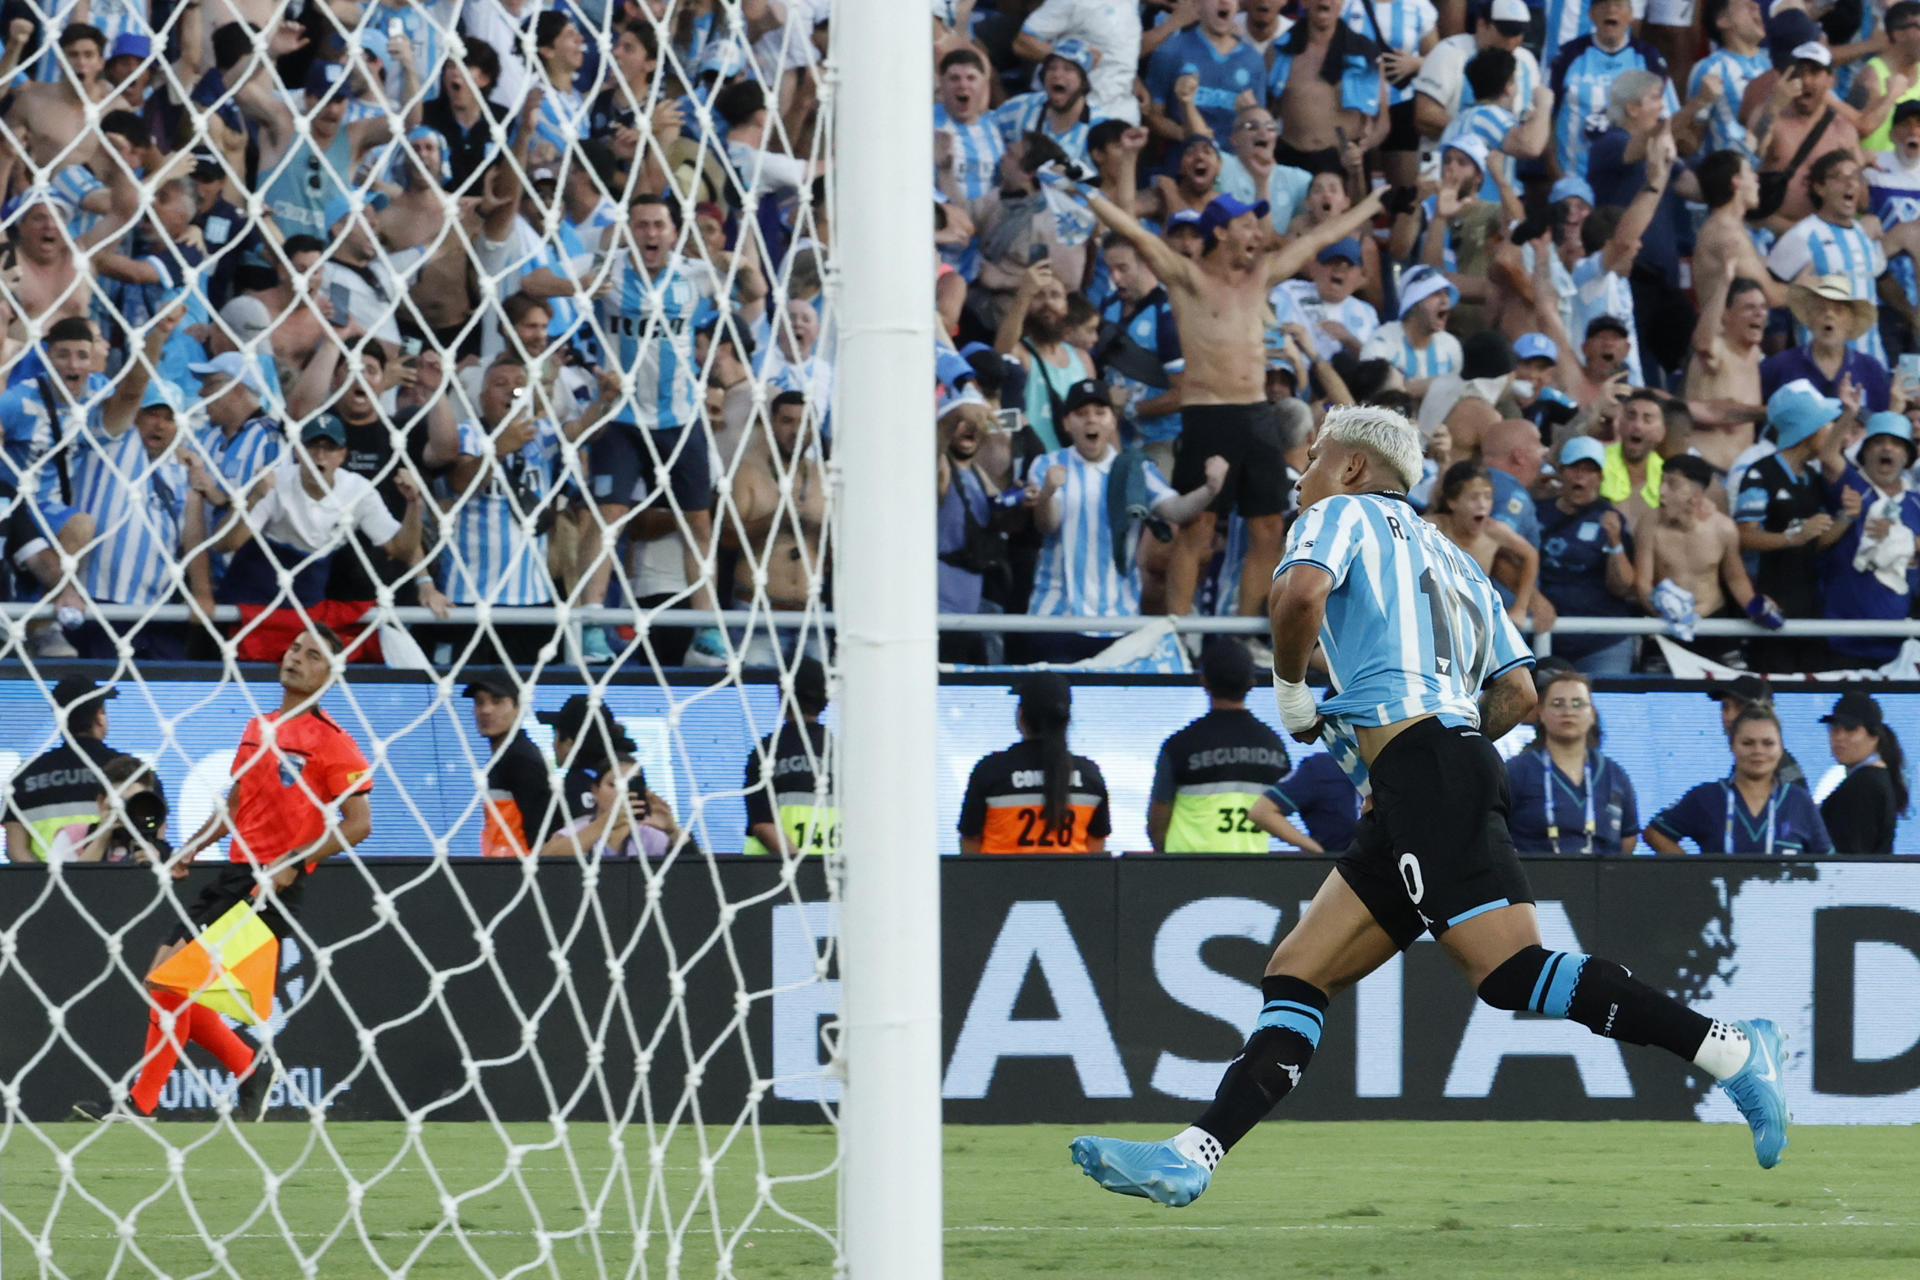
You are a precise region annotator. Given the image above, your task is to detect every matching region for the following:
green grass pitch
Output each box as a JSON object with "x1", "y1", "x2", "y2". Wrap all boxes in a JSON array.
[{"x1": 5, "y1": 1122, "x2": 1917, "y2": 1277}]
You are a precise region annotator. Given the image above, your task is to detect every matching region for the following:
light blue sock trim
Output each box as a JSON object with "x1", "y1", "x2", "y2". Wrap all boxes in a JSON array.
[
  {"x1": 1527, "y1": 951, "x2": 1563, "y2": 1013},
  {"x1": 1542, "y1": 953, "x2": 1589, "y2": 1019},
  {"x1": 1254, "y1": 1005, "x2": 1324, "y2": 1047},
  {"x1": 1446, "y1": 897, "x2": 1510, "y2": 928}
]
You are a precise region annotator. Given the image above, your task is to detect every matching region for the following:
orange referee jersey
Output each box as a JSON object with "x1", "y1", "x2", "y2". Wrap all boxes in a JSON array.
[
  {"x1": 957, "y1": 740, "x2": 1112, "y2": 853},
  {"x1": 228, "y1": 708, "x2": 373, "y2": 867}
]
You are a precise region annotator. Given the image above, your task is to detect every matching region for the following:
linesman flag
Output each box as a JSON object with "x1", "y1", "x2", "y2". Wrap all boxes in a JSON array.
[{"x1": 146, "y1": 901, "x2": 278, "y2": 1025}]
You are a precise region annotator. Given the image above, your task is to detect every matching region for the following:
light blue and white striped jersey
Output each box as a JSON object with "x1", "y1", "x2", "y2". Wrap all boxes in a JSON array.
[
  {"x1": 191, "y1": 418, "x2": 284, "y2": 508},
  {"x1": 0, "y1": 372, "x2": 109, "y2": 507},
  {"x1": 1549, "y1": 37, "x2": 1677, "y2": 178},
  {"x1": 49, "y1": 165, "x2": 108, "y2": 244},
  {"x1": 1359, "y1": 322, "x2": 1462, "y2": 382},
  {"x1": 28, "y1": 0, "x2": 148, "y2": 83},
  {"x1": 1868, "y1": 153, "x2": 1920, "y2": 309},
  {"x1": 596, "y1": 253, "x2": 720, "y2": 431},
  {"x1": 1441, "y1": 102, "x2": 1517, "y2": 202},
  {"x1": 1027, "y1": 446, "x2": 1176, "y2": 619},
  {"x1": 1767, "y1": 213, "x2": 1890, "y2": 366},
  {"x1": 1279, "y1": 280, "x2": 1379, "y2": 362},
  {"x1": 533, "y1": 84, "x2": 591, "y2": 157},
  {"x1": 543, "y1": 204, "x2": 619, "y2": 349},
  {"x1": 1689, "y1": 46, "x2": 1768, "y2": 162},
  {"x1": 935, "y1": 102, "x2": 1008, "y2": 202},
  {"x1": 1279, "y1": 491, "x2": 1533, "y2": 791},
  {"x1": 442, "y1": 417, "x2": 562, "y2": 605},
  {"x1": 71, "y1": 426, "x2": 188, "y2": 606},
  {"x1": 1569, "y1": 250, "x2": 1644, "y2": 385},
  {"x1": 1539, "y1": 0, "x2": 1649, "y2": 67},
  {"x1": 1341, "y1": 0, "x2": 1439, "y2": 107},
  {"x1": 991, "y1": 92, "x2": 1092, "y2": 169}
]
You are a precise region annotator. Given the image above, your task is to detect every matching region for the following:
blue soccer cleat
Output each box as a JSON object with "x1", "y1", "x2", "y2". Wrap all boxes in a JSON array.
[
  {"x1": 1069, "y1": 1136, "x2": 1211, "y2": 1207},
  {"x1": 1719, "y1": 1018, "x2": 1791, "y2": 1169}
]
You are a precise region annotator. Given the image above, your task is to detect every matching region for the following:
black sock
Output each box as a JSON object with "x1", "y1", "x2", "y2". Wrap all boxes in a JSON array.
[
  {"x1": 1478, "y1": 946, "x2": 1711, "y2": 1060},
  {"x1": 1194, "y1": 975, "x2": 1327, "y2": 1151}
]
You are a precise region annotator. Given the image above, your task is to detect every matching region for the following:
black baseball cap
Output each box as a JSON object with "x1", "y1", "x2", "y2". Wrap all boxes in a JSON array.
[
  {"x1": 53, "y1": 678, "x2": 117, "y2": 710},
  {"x1": 1585, "y1": 315, "x2": 1631, "y2": 341},
  {"x1": 1013, "y1": 671, "x2": 1073, "y2": 718},
  {"x1": 463, "y1": 674, "x2": 519, "y2": 700},
  {"x1": 792, "y1": 656, "x2": 828, "y2": 710},
  {"x1": 1706, "y1": 674, "x2": 1772, "y2": 705},
  {"x1": 1898, "y1": 99, "x2": 1920, "y2": 127},
  {"x1": 536, "y1": 693, "x2": 597, "y2": 739},
  {"x1": 1820, "y1": 690, "x2": 1884, "y2": 730},
  {"x1": 1062, "y1": 379, "x2": 1111, "y2": 416}
]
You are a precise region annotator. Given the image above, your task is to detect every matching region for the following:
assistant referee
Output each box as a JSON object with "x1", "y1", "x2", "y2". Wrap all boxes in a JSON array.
[{"x1": 1147, "y1": 639, "x2": 1292, "y2": 852}]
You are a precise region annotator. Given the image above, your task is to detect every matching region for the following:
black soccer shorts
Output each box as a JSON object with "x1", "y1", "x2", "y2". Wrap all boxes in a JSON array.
[{"x1": 1336, "y1": 715, "x2": 1536, "y2": 951}]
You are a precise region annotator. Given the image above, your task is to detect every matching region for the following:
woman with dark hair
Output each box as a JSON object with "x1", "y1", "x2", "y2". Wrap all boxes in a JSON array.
[
  {"x1": 1646, "y1": 705, "x2": 1833, "y2": 855},
  {"x1": 1819, "y1": 691, "x2": 1908, "y2": 854},
  {"x1": 958, "y1": 673, "x2": 1112, "y2": 853},
  {"x1": 1506, "y1": 670, "x2": 1639, "y2": 855}
]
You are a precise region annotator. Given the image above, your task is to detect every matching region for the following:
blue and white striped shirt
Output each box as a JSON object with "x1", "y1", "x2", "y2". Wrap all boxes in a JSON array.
[
  {"x1": 1548, "y1": 36, "x2": 1677, "y2": 178},
  {"x1": 0, "y1": 373, "x2": 109, "y2": 508},
  {"x1": 371, "y1": 1, "x2": 453, "y2": 103},
  {"x1": 49, "y1": 166, "x2": 108, "y2": 244},
  {"x1": 71, "y1": 426, "x2": 188, "y2": 606},
  {"x1": 1027, "y1": 446, "x2": 1176, "y2": 619},
  {"x1": 443, "y1": 417, "x2": 562, "y2": 606},
  {"x1": 28, "y1": 0, "x2": 148, "y2": 83},
  {"x1": 1868, "y1": 153, "x2": 1920, "y2": 309},
  {"x1": 1767, "y1": 213, "x2": 1890, "y2": 366},
  {"x1": 1359, "y1": 323, "x2": 1463, "y2": 382},
  {"x1": 1570, "y1": 250, "x2": 1644, "y2": 386},
  {"x1": 597, "y1": 253, "x2": 720, "y2": 431},
  {"x1": 935, "y1": 102, "x2": 1007, "y2": 202},
  {"x1": 1689, "y1": 46, "x2": 1768, "y2": 162},
  {"x1": 1441, "y1": 102, "x2": 1517, "y2": 202},
  {"x1": 1279, "y1": 491, "x2": 1533, "y2": 790},
  {"x1": 1342, "y1": 0, "x2": 1439, "y2": 107},
  {"x1": 191, "y1": 418, "x2": 284, "y2": 509},
  {"x1": 991, "y1": 92, "x2": 1092, "y2": 169}
]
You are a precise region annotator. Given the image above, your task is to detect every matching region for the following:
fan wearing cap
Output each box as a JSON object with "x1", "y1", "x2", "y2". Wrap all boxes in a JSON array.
[
  {"x1": 1277, "y1": 238, "x2": 1379, "y2": 361},
  {"x1": 2, "y1": 679, "x2": 143, "y2": 863},
  {"x1": 1818, "y1": 412, "x2": 1920, "y2": 663},
  {"x1": 1536, "y1": 437, "x2": 1640, "y2": 674},
  {"x1": 1412, "y1": 0, "x2": 1542, "y2": 140},
  {"x1": 536, "y1": 694, "x2": 635, "y2": 830},
  {"x1": 1638, "y1": 452, "x2": 1783, "y2": 653},
  {"x1": 206, "y1": 412, "x2": 441, "y2": 662},
  {"x1": 1020, "y1": 379, "x2": 1226, "y2": 657},
  {"x1": 1545, "y1": 0, "x2": 1680, "y2": 179},
  {"x1": 1818, "y1": 691, "x2": 1908, "y2": 854},
  {"x1": 1142, "y1": 1, "x2": 1267, "y2": 149},
  {"x1": 1509, "y1": 332, "x2": 1581, "y2": 438},
  {"x1": 3, "y1": 181, "x2": 124, "y2": 335},
  {"x1": 1393, "y1": 135, "x2": 1506, "y2": 335},
  {"x1": 1436, "y1": 48, "x2": 1554, "y2": 206},
  {"x1": 1647, "y1": 702, "x2": 1831, "y2": 855},
  {"x1": 1752, "y1": 39, "x2": 1863, "y2": 227},
  {"x1": 1861, "y1": 5, "x2": 1920, "y2": 156},
  {"x1": 959, "y1": 673, "x2": 1112, "y2": 854},
  {"x1": 1733, "y1": 380, "x2": 1851, "y2": 670},
  {"x1": 461, "y1": 675, "x2": 557, "y2": 859},
  {"x1": 1147, "y1": 639, "x2": 1297, "y2": 853},
  {"x1": 1359, "y1": 265, "x2": 1464, "y2": 399},
  {"x1": 740, "y1": 658, "x2": 839, "y2": 856},
  {"x1": 246, "y1": 55, "x2": 403, "y2": 244},
  {"x1": 1016, "y1": 0, "x2": 1143, "y2": 127},
  {"x1": 1767, "y1": 153, "x2": 1892, "y2": 369},
  {"x1": 991, "y1": 38, "x2": 1095, "y2": 170}
]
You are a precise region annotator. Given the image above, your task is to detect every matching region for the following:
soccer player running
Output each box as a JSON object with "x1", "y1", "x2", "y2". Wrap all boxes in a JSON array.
[
  {"x1": 77, "y1": 625, "x2": 374, "y2": 1122},
  {"x1": 1071, "y1": 406, "x2": 1790, "y2": 1207}
]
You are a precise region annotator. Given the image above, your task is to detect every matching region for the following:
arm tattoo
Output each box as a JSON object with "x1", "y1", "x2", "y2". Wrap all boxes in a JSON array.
[{"x1": 1477, "y1": 675, "x2": 1530, "y2": 742}]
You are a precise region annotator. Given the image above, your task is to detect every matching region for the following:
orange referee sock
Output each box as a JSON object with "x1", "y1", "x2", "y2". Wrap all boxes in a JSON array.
[
  {"x1": 187, "y1": 1005, "x2": 258, "y2": 1078},
  {"x1": 130, "y1": 990, "x2": 190, "y2": 1115}
]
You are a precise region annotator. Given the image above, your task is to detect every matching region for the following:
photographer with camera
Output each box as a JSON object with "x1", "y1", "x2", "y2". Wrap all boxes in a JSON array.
[
  {"x1": 4, "y1": 679, "x2": 146, "y2": 863},
  {"x1": 537, "y1": 753, "x2": 686, "y2": 860},
  {"x1": 64, "y1": 757, "x2": 170, "y2": 865}
]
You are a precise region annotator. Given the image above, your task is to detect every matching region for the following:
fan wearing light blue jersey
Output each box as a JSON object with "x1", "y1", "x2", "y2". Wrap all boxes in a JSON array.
[
  {"x1": 580, "y1": 195, "x2": 725, "y2": 665},
  {"x1": 990, "y1": 40, "x2": 1095, "y2": 170},
  {"x1": 1070, "y1": 405, "x2": 1793, "y2": 1210}
]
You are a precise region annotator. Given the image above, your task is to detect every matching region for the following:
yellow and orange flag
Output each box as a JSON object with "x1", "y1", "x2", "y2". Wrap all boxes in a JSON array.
[{"x1": 147, "y1": 901, "x2": 279, "y2": 1025}]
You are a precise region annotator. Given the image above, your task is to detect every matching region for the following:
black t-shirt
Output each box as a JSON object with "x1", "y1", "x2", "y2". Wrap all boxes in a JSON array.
[
  {"x1": 481, "y1": 731, "x2": 556, "y2": 857},
  {"x1": 1821, "y1": 763, "x2": 1899, "y2": 854},
  {"x1": 959, "y1": 739, "x2": 1112, "y2": 853},
  {"x1": 1149, "y1": 708, "x2": 1290, "y2": 852},
  {"x1": 743, "y1": 720, "x2": 836, "y2": 853},
  {"x1": 4, "y1": 737, "x2": 137, "y2": 857},
  {"x1": 1735, "y1": 453, "x2": 1827, "y2": 616}
]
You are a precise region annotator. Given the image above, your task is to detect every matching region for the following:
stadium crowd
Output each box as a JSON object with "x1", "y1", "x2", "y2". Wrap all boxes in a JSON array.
[{"x1": 1, "y1": 0, "x2": 1919, "y2": 682}]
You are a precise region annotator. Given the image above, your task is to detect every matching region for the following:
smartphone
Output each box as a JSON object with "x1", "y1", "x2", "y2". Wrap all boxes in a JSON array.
[
  {"x1": 992, "y1": 407, "x2": 1023, "y2": 435},
  {"x1": 401, "y1": 336, "x2": 423, "y2": 358},
  {"x1": 387, "y1": 18, "x2": 403, "y2": 39},
  {"x1": 328, "y1": 282, "x2": 352, "y2": 328},
  {"x1": 1027, "y1": 242, "x2": 1050, "y2": 266},
  {"x1": 1900, "y1": 353, "x2": 1920, "y2": 391}
]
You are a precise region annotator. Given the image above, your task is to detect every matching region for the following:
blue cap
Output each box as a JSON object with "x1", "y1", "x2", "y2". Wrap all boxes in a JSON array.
[
  {"x1": 1048, "y1": 37, "x2": 1095, "y2": 77},
  {"x1": 1168, "y1": 208, "x2": 1204, "y2": 230},
  {"x1": 189, "y1": 352, "x2": 269, "y2": 400},
  {"x1": 300, "y1": 413, "x2": 348, "y2": 447},
  {"x1": 1767, "y1": 378, "x2": 1843, "y2": 448},
  {"x1": 323, "y1": 189, "x2": 390, "y2": 231},
  {"x1": 108, "y1": 33, "x2": 152, "y2": 62},
  {"x1": 1397, "y1": 264, "x2": 1459, "y2": 318},
  {"x1": 1558, "y1": 436, "x2": 1606, "y2": 470},
  {"x1": 1549, "y1": 175, "x2": 1595, "y2": 207},
  {"x1": 138, "y1": 379, "x2": 180, "y2": 413},
  {"x1": 1766, "y1": 9, "x2": 1824, "y2": 70},
  {"x1": 1513, "y1": 332, "x2": 1558, "y2": 363},
  {"x1": 305, "y1": 60, "x2": 345, "y2": 97},
  {"x1": 1318, "y1": 238, "x2": 1363, "y2": 265},
  {"x1": 696, "y1": 39, "x2": 748, "y2": 81},
  {"x1": 1864, "y1": 411, "x2": 1916, "y2": 450},
  {"x1": 358, "y1": 26, "x2": 390, "y2": 65},
  {"x1": 1, "y1": 186, "x2": 75, "y2": 221},
  {"x1": 1198, "y1": 193, "x2": 1269, "y2": 245}
]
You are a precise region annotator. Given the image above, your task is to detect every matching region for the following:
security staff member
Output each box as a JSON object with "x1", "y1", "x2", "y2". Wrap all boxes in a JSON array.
[
  {"x1": 743, "y1": 658, "x2": 839, "y2": 856},
  {"x1": 1705, "y1": 676, "x2": 1805, "y2": 787},
  {"x1": 4, "y1": 679, "x2": 141, "y2": 862},
  {"x1": 465, "y1": 675, "x2": 555, "y2": 858},
  {"x1": 536, "y1": 693, "x2": 636, "y2": 826},
  {"x1": 1147, "y1": 640, "x2": 1292, "y2": 852},
  {"x1": 958, "y1": 673, "x2": 1112, "y2": 854}
]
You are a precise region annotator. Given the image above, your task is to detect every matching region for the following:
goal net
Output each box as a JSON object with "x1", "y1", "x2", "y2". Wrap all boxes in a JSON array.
[{"x1": 0, "y1": 0, "x2": 920, "y2": 1275}]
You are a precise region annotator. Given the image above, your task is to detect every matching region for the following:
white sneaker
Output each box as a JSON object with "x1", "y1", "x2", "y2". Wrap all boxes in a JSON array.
[
  {"x1": 1244, "y1": 639, "x2": 1275, "y2": 670},
  {"x1": 29, "y1": 622, "x2": 77, "y2": 659}
]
